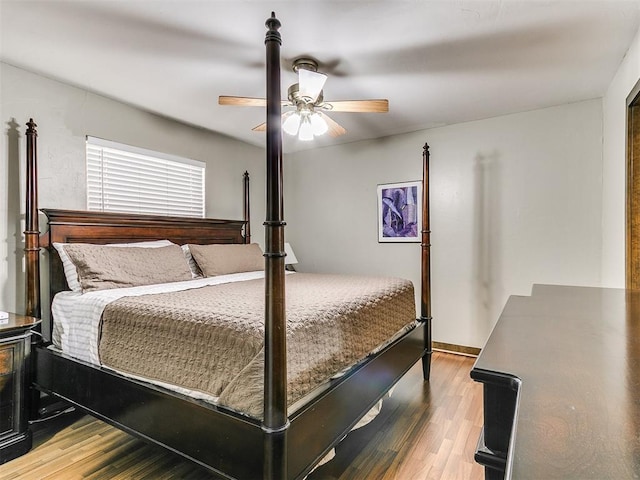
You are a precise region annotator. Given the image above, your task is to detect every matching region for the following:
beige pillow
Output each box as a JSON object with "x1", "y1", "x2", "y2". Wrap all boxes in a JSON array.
[
  {"x1": 188, "y1": 243, "x2": 264, "y2": 277},
  {"x1": 53, "y1": 239, "x2": 176, "y2": 292},
  {"x1": 63, "y1": 243, "x2": 192, "y2": 292}
]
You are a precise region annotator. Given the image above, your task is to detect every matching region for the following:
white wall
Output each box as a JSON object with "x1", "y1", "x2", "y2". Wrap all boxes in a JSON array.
[
  {"x1": 602, "y1": 26, "x2": 640, "y2": 287},
  {"x1": 0, "y1": 60, "x2": 611, "y2": 349},
  {"x1": 0, "y1": 62, "x2": 265, "y2": 314},
  {"x1": 285, "y1": 100, "x2": 603, "y2": 348}
]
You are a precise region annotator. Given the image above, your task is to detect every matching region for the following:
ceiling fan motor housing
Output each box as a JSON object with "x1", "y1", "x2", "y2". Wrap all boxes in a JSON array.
[{"x1": 292, "y1": 57, "x2": 319, "y2": 73}]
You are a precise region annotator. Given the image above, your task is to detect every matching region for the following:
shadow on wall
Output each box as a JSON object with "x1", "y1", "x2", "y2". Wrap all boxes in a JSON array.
[
  {"x1": 473, "y1": 151, "x2": 502, "y2": 337},
  {"x1": 5, "y1": 118, "x2": 25, "y2": 313}
]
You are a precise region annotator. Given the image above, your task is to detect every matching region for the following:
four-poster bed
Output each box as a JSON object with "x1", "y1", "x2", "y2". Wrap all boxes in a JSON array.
[{"x1": 22, "y1": 13, "x2": 433, "y2": 480}]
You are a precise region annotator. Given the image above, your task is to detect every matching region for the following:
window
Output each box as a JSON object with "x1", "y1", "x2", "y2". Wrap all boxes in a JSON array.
[{"x1": 86, "y1": 137, "x2": 205, "y2": 218}]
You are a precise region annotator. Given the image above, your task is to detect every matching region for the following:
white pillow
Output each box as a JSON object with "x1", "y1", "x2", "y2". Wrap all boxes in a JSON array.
[{"x1": 53, "y1": 239, "x2": 176, "y2": 292}]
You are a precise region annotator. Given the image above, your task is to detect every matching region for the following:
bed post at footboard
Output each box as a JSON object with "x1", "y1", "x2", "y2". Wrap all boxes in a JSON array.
[
  {"x1": 243, "y1": 171, "x2": 251, "y2": 244},
  {"x1": 263, "y1": 12, "x2": 288, "y2": 480},
  {"x1": 25, "y1": 119, "x2": 41, "y2": 322},
  {"x1": 421, "y1": 143, "x2": 432, "y2": 380}
]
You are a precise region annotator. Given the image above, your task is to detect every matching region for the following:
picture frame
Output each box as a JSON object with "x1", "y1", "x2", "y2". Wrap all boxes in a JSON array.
[{"x1": 377, "y1": 180, "x2": 422, "y2": 243}]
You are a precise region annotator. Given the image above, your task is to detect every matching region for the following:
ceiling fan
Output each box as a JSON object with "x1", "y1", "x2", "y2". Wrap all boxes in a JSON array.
[{"x1": 219, "y1": 58, "x2": 389, "y2": 141}]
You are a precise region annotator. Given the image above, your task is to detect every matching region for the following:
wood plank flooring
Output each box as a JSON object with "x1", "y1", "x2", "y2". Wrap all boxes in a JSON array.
[{"x1": 0, "y1": 352, "x2": 483, "y2": 479}]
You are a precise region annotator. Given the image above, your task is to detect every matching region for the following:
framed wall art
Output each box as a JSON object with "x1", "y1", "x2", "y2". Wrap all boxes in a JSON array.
[{"x1": 377, "y1": 180, "x2": 422, "y2": 242}]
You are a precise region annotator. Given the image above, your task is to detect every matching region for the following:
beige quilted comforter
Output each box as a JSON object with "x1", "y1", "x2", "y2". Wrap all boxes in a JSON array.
[{"x1": 98, "y1": 273, "x2": 416, "y2": 418}]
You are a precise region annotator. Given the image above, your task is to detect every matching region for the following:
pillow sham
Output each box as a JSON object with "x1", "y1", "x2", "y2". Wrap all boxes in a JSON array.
[
  {"x1": 61, "y1": 243, "x2": 192, "y2": 292},
  {"x1": 53, "y1": 239, "x2": 175, "y2": 292},
  {"x1": 188, "y1": 243, "x2": 264, "y2": 277}
]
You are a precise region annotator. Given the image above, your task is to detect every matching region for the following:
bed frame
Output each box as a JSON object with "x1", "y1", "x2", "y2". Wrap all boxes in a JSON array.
[{"x1": 23, "y1": 13, "x2": 432, "y2": 480}]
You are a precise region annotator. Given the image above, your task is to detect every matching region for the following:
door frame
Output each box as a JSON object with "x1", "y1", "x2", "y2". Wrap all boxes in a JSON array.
[{"x1": 626, "y1": 79, "x2": 640, "y2": 289}]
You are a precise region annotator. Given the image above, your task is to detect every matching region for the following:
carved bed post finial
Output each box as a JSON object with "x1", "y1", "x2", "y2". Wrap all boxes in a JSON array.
[
  {"x1": 25, "y1": 118, "x2": 41, "y2": 320},
  {"x1": 421, "y1": 142, "x2": 432, "y2": 380},
  {"x1": 264, "y1": 12, "x2": 282, "y2": 45},
  {"x1": 263, "y1": 11, "x2": 288, "y2": 480},
  {"x1": 243, "y1": 171, "x2": 251, "y2": 244}
]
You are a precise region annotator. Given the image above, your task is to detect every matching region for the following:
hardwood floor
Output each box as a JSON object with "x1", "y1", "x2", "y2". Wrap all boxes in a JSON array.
[{"x1": 0, "y1": 352, "x2": 483, "y2": 479}]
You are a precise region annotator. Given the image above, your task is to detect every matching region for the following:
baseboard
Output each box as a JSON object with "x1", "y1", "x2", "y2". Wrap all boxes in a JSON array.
[{"x1": 433, "y1": 341, "x2": 481, "y2": 357}]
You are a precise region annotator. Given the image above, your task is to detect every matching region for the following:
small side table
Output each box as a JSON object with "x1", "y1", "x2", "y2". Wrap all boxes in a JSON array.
[{"x1": 0, "y1": 312, "x2": 40, "y2": 464}]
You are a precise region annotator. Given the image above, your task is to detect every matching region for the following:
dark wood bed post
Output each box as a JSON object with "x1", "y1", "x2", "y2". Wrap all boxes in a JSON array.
[
  {"x1": 243, "y1": 171, "x2": 251, "y2": 244},
  {"x1": 263, "y1": 12, "x2": 288, "y2": 480},
  {"x1": 421, "y1": 143, "x2": 432, "y2": 380},
  {"x1": 24, "y1": 119, "x2": 41, "y2": 322}
]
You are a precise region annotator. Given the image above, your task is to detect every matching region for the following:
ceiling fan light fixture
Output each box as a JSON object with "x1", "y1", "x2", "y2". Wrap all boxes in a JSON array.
[
  {"x1": 298, "y1": 69, "x2": 327, "y2": 102},
  {"x1": 298, "y1": 116, "x2": 314, "y2": 141},
  {"x1": 282, "y1": 112, "x2": 302, "y2": 135},
  {"x1": 310, "y1": 113, "x2": 328, "y2": 135}
]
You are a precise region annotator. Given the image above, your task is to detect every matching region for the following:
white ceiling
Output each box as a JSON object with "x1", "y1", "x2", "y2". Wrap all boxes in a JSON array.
[{"x1": 1, "y1": 1, "x2": 639, "y2": 153}]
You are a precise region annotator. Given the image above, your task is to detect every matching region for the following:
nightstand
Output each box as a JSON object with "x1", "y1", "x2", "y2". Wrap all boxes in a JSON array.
[{"x1": 0, "y1": 312, "x2": 40, "y2": 464}]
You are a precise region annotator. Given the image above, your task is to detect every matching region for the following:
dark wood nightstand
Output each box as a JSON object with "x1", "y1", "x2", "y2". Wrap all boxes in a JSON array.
[{"x1": 0, "y1": 312, "x2": 40, "y2": 464}]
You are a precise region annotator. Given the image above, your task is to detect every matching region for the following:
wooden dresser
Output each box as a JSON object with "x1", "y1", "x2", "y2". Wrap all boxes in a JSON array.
[
  {"x1": 0, "y1": 313, "x2": 40, "y2": 464},
  {"x1": 472, "y1": 285, "x2": 640, "y2": 479}
]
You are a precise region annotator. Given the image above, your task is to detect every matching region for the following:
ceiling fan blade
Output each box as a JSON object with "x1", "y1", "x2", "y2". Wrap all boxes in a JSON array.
[
  {"x1": 298, "y1": 69, "x2": 327, "y2": 102},
  {"x1": 322, "y1": 99, "x2": 389, "y2": 113},
  {"x1": 220, "y1": 96, "x2": 291, "y2": 108},
  {"x1": 318, "y1": 112, "x2": 347, "y2": 138},
  {"x1": 219, "y1": 96, "x2": 267, "y2": 107}
]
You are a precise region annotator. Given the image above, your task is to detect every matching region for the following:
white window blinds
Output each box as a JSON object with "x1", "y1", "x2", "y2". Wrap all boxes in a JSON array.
[{"x1": 86, "y1": 137, "x2": 205, "y2": 218}]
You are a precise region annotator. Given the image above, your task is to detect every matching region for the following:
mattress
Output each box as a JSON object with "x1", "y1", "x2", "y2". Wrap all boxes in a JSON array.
[{"x1": 52, "y1": 272, "x2": 416, "y2": 419}]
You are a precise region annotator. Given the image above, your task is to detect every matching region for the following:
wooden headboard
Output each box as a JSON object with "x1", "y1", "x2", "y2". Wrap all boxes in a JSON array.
[{"x1": 40, "y1": 209, "x2": 247, "y2": 303}]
